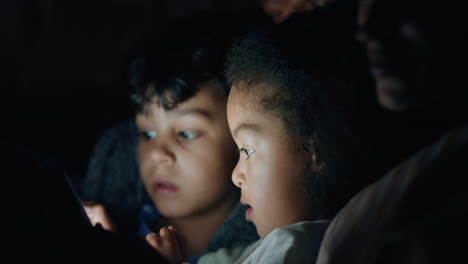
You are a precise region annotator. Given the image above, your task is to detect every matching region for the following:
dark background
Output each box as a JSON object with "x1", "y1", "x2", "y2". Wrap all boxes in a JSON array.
[{"x1": 1, "y1": 0, "x2": 261, "y2": 184}]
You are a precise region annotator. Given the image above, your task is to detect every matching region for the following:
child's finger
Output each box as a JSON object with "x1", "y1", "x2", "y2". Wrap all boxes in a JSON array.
[
  {"x1": 167, "y1": 226, "x2": 182, "y2": 242},
  {"x1": 159, "y1": 227, "x2": 181, "y2": 252},
  {"x1": 146, "y1": 232, "x2": 161, "y2": 249},
  {"x1": 160, "y1": 226, "x2": 179, "y2": 246},
  {"x1": 159, "y1": 227, "x2": 173, "y2": 239},
  {"x1": 168, "y1": 225, "x2": 188, "y2": 259}
]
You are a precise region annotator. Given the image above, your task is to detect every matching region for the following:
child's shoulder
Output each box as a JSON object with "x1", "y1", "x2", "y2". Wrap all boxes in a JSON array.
[
  {"x1": 266, "y1": 220, "x2": 330, "y2": 246},
  {"x1": 242, "y1": 221, "x2": 330, "y2": 264}
]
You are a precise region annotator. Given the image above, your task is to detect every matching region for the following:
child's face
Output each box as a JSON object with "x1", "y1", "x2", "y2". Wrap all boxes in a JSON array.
[
  {"x1": 227, "y1": 86, "x2": 313, "y2": 239},
  {"x1": 136, "y1": 81, "x2": 239, "y2": 219}
]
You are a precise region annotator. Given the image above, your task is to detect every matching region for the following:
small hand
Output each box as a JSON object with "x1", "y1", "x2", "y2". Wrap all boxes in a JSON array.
[
  {"x1": 146, "y1": 226, "x2": 188, "y2": 264},
  {"x1": 82, "y1": 201, "x2": 115, "y2": 232}
]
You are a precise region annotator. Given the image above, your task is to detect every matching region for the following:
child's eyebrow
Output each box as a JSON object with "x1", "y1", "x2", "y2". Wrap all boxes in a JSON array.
[
  {"x1": 233, "y1": 124, "x2": 262, "y2": 138},
  {"x1": 170, "y1": 108, "x2": 214, "y2": 121}
]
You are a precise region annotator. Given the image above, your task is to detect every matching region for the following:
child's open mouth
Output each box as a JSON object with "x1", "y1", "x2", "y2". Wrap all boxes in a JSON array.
[
  {"x1": 153, "y1": 181, "x2": 178, "y2": 194},
  {"x1": 245, "y1": 206, "x2": 253, "y2": 221},
  {"x1": 241, "y1": 200, "x2": 253, "y2": 221}
]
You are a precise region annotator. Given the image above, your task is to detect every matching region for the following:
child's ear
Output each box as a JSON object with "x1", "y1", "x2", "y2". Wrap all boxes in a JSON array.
[{"x1": 307, "y1": 138, "x2": 325, "y2": 172}]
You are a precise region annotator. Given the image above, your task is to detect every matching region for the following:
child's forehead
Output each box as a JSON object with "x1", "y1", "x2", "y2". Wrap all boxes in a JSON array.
[
  {"x1": 140, "y1": 87, "x2": 228, "y2": 123},
  {"x1": 230, "y1": 82, "x2": 276, "y2": 104},
  {"x1": 140, "y1": 101, "x2": 224, "y2": 121},
  {"x1": 229, "y1": 88, "x2": 287, "y2": 129}
]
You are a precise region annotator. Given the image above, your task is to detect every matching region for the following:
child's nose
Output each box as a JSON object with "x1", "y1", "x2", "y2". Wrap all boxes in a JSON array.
[
  {"x1": 231, "y1": 163, "x2": 245, "y2": 188},
  {"x1": 145, "y1": 141, "x2": 175, "y2": 165}
]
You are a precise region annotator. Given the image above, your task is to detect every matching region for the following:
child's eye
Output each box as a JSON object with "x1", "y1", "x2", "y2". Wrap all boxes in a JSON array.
[
  {"x1": 178, "y1": 131, "x2": 199, "y2": 140},
  {"x1": 140, "y1": 131, "x2": 157, "y2": 140},
  {"x1": 239, "y1": 148, "x2": 255, "y2": 159}
]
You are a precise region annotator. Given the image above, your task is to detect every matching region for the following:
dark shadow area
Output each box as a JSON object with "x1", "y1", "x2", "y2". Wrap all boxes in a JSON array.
[
  {"x1": 3, "y1": 142, "x2": 168, "y2": 263},
  {"x1": 0, "y1": 0, "x2": 261, "y2": 186}
]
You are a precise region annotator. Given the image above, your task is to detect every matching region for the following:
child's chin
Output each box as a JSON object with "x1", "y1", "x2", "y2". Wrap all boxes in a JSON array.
[
  {"x1": 156, "y1": 205, "x2": 189, "y2": 218},
  {"x1": 256, "y1": 225, "x2": 272, "y2": 239}
]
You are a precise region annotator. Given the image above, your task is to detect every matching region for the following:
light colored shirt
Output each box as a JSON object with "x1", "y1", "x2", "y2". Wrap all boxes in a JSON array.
[{"x1": 198, "y1": 220, "x2": 329, "y2": 264}]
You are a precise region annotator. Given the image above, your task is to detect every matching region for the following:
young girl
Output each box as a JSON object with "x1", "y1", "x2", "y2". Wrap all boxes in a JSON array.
[{"x1": 146, "y1": 6, "x2": 393, "y2": 264}]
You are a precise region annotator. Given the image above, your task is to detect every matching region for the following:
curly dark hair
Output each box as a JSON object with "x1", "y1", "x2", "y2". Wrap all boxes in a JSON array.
[
  {"x1": 128, "y1": 9, "x2": 269, "y2": 111},
  {"x1": 226, "y1": 5, "x2": 385, "y2": 219}
]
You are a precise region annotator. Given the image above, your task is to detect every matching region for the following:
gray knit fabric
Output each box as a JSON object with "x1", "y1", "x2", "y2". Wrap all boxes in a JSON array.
[{"x1": 79, "y1": 119, "x2": 148, "y2": 235}]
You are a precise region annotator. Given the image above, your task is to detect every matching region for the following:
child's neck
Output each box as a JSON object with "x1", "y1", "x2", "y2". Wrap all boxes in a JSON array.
[{"x1": 161, "y1": 195, "x2": 238, "y2": 257}]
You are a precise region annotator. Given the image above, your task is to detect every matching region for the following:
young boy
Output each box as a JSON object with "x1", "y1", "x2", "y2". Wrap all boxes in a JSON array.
[
  {"x1": 80, "y1": 11, "x2": 263, "y2": 264},
  {"x1": 146, "y1": 6, "x2": 393, "y2": 263}
]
